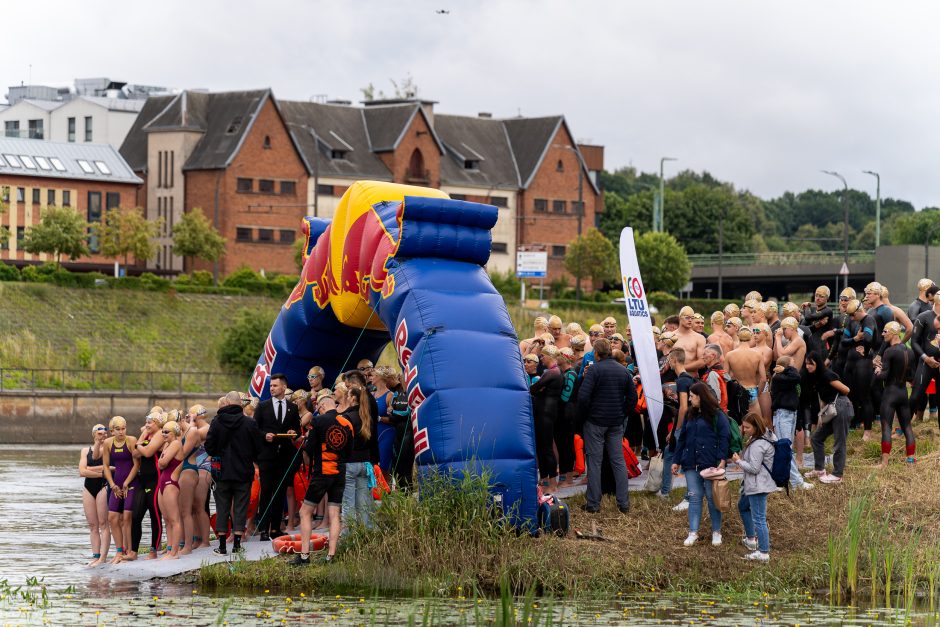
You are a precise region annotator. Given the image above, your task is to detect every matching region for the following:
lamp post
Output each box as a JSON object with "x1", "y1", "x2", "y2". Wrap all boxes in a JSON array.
[
  {"x1": 718, "y1": 205, "x2": 728, "y2": 300},
  {"x1": 657, "y1": 157, "x2": 676, "y2": 232},
  {"x1": 862, "y1": 170, "x2": 880, "y2": 247},
  {"x1": 821, "y1": 170, "x2": 849, "y2": 292}
]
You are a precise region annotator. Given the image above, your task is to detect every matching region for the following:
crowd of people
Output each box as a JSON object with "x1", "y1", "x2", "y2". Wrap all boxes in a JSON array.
[{"x1": 78, "y1": 278, "x2": 938, "y2": 567}]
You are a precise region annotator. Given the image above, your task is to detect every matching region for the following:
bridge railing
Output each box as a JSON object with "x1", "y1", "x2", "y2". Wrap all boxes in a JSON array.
[
  {"x1": 688, "y1": 250, "x2": 875, "y2": 267},
  {"x1": 0, "y1": 367, "x2": 244, "y2": 395}
]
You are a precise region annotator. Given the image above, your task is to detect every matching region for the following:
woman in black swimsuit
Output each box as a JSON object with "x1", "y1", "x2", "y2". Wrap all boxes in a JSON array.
[{"x1": 80, "y1": 424, "x2": 110, "y2": 566}]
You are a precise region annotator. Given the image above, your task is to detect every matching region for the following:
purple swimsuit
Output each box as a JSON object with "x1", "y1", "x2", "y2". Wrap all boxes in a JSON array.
[{"x1": 107, "y1": 439, "x2": 140, "y2": 513}]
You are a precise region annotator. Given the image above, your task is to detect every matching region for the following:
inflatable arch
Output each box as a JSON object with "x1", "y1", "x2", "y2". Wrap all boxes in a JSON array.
[{"x1": 249, "y1": 181, "x2": 538, "y2": 526}]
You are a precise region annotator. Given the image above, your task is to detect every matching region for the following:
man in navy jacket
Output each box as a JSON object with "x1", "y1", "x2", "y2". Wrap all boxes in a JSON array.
[{"x1": 577, "y1": 338, "x2": 638, "y2": 514}]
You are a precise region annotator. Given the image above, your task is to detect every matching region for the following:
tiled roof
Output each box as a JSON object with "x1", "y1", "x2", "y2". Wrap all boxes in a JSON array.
[
  {"x1": 0, "y1": 137, "x2": 142, "y2": 184},
  {"x1": 435, "y1": 114, "x2": 520, "y2": 190}
]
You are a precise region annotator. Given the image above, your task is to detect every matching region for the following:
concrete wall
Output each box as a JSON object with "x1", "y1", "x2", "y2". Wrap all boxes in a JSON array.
[
  {"x1": 875, "y1": 245, "x2": 940, "y2": 304},
  {"x1": 0, "y1": 392, "x2": 221, "y2": 444}
]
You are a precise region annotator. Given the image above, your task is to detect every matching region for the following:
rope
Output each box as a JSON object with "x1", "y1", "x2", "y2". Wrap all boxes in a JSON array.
[{"x1": 249, "y1": 306, "x2": 378, "y2": 540}]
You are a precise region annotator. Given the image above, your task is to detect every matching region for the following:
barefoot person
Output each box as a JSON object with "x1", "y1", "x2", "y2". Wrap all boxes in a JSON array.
[
  {"x1": 80, "y1": 424, "x2": 111, "y2": 566},
  {"x1": 101, "y1": 416, "x2": 140, "y2": 564},
  {"x1": 675, "y1": 306, "x2": 706, "y2": 373},
  {"x1": 177, "y1": 405, "x2": 211, "y2": 555},
  {"x1": 132, "y1": 410, "x2": 165, "y2": 560},
  {"x1": 725, "y1": 328, "x2": 765, "y2": 419},
  {"x1": 708, "y1": 311, "x2": 734, "y2": 356},
  {"x1": 157, "y1": 420, "x2": 184, "y2": 560},
  {"x1": 874, "y1": 322, "x2": 916, "y2": 467},
  {"x1": 774, "y1": 317, "x2": 807, "y2": 370}
]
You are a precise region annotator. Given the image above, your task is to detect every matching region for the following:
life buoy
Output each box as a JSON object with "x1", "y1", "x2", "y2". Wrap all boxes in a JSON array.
[
  {"x1": 271, "y1": 533, "x2": 328, "y2": 554},
  {"x1": 573, "y1": 434, "x2": 585, "y2": 475}
]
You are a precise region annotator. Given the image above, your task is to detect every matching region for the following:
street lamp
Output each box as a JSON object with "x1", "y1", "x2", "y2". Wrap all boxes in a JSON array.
[
  {"x1": 657, "y1": 157, "x2": 677, "y2": 232},
  {"x1": 821, "y1": 170, "x2": 849, "y2": 292},
  {"x1": 862, "y1": 170, "x2": 880, "y2": 247}
]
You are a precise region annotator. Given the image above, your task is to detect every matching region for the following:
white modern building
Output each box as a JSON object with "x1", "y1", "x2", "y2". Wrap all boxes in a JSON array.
[{"x1": 0, "y1": 96, "x2": 144, "y2": 149}]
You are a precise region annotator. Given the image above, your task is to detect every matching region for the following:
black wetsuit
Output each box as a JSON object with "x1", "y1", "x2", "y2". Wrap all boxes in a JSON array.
[
  {"x1": 869, "y1": 304, "x2": 895, "y2": 420},
  {"x1": 530, "y1": 367, "x2": 562, "y2": 480},
  {"x1": 908, "y1": 298, "x2": 933, "y2": 322},
  {"x1": 84, "y1": 448, "x2": 105, "y2": 498},
  {"x1": 829, "y1": 312, "x2": 852, "y2": 377},
  {"x1": 910, "y1": 309, "x2": 940, "y2": 420},
  {"x1": 131, "y1": 439, "x2": 162, "y2": 554},
  {"x1": 842, "y1": 314, "x2": 876, "y2": 430},
  {"x1": 802, "y1": 304, "x2": 834, "y2": 356},
  {"x1": 876, "y1": 342, "x2": 915, "y2": 456}
]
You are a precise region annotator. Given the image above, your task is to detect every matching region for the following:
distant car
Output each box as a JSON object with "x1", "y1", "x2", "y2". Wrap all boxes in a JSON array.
[{"x1": 611, "y1": 296, "x2": 657, "y2": 314}]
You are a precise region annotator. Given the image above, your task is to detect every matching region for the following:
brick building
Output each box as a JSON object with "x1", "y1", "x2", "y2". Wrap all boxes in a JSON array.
[
  {"x1": 0, "y1": 137, "x2": 142, "y2": 270},
  {"x1": 122, "y1": 90, "x2": 603, "y2": 284}
]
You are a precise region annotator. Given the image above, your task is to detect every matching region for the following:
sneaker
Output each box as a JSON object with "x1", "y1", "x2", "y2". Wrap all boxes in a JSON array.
[
  {"x1": 320, "y1": 554, "x2": 334, "y2": 564},
  {"x1": 819, "y1": 473, "x2": 843, "y2": 484},
  {"x1": 672, "y1": 500, "x2": 690, "y2": 512},
  {"x1": 711, "y1": 532, "x2": 722, "y2": 546},
  {"x1": 655, "y1": 492, "x2": 669, "y2": 500},
  {"x1": 212, "y1": 546, "x2": 227, "y2": 555},
  {"x1": 579, "y1": 503, "x2": 600, "y2": 514},
  {"x1": 803, "y1": 469, "x2": 825, "y2": 479},
  {"x1": 618, "y1": 506, "x2": 630, "y2": 514},
  {"x1": 796, "y1": 481, "x2": 815, "y2": 491},
  {"x1": 683, "y1": 532, "x2": 699, "y2": 547},
  {"x1": 742, "y1": 537, "x2": 758, "y2": 551},
  {"x1": 289, "y1": 554, "x2": 310, "y2": 566},
  {"x1": 745, "y1": 551, "x2": 770, "y2": 562}
]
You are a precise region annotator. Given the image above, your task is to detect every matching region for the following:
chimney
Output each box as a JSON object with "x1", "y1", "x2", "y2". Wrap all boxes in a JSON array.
[{"x1": 478, "y1": 112, "x2": 493, "y2": 119}]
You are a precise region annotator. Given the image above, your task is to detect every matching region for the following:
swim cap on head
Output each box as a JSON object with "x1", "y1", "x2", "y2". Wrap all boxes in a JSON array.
[
  {"x1": 782, "y1": 302, "x2": 800, "y2": 318},
  {"x1": 710, "y1": 311, "x2": 725, "y2": 326},
  {"x1": 883, "y1": 321, "x2": 903, "y2": 338},
  {"x1": 727, "y1": 317, "x2": 743, "y2": 328},
  {"x1": 692, "y1": 313, "x2": 705, "y2": 322},
  {"x1": 163, "y1": 421, "x2": 181, "y2": 436},
  {"x1": 109, "y1": 416, "x2": 126, "y2": 429},
  {"x1": 610, "y1": 333, "x2": 625, "y2": 342},
  {"x1": 781, "y1": 317, "x2": 798, "y2": 330},
  {"x1": 602, "y1": 317, "x2": 617, "y2": 325},
  {"x1": 679, "y1": 306, "x2": 694, "y2": 318},
  {"x1": 840, "y1": 287, "x2": 857, "y2": 300},
  {"x1": 846, "y1": 299, "x2": 862, "y2": 315},
  {"x1": 761, "y1": 302, "x2": 778, "y2": 315},
  {"x1": 815, "y1": 286, "x2": 831, "y2": 299},
  {"x1": 533, "y1": 316, "x2": 548, "y2": 329},
  {"x1": 316, "y1": 389, "x2": 332, "y2": 402},
  {"x1": 524, "y1": 354, "x2": 539, "y2": 364},
  {"x1": 570, "y1": 334, "x2": 587, "y2": 347},
  {"x1": 723, "y1": 304, "x2": 740, "y2": 318},
  {"x1": 743, "y1": 299, "x2": 759, "y2": 311},
  {"x1": 933, "y1": 292, "x2": 940, "y2": 306},
  {"x1": 881, "y1": 286, "x2": 890, "y2": 298},
  {"x1": 864, "y1": 281, "x2": 882, "y2": 295},
  {"x1": 566, "y1": 322, "x2": 583, "y2": 335},
  {"x1": 541, "y1": 345, "x2": 560, "y2": 359},
  {"x1": 651, "y1": 326, "x2": 662, "y2": 336},
  {"x1": 559, "y1": 347, "x2": 575, "y2": 361},
  {"x1": 589, "y1": 324, "x2": 603, "y2": 333},
  {"x1": 92, "y1": 423, "x2": 106, "y2": 436},
  {"x1": 660, "y1": 331, "x2": 678, "y2": 347},
  {"x1": 737, "y1": 327, "x2": 753, "y2": 341},
  {"x1": 745, "y1": 291, "x2": 763, "y2": 303},
  {"x1": 539, "y1": 333, "x2": 555, "y2": 344},
  {"x1": 917, "y1": 278, "x2": 934, "y2": 292}
]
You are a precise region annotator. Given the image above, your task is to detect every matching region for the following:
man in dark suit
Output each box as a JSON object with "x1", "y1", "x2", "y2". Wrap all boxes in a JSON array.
[{"x1": 254, "y1": 373, "x2": 301, "y2": 540}]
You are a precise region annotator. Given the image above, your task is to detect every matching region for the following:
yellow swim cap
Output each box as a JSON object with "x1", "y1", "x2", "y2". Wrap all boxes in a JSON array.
[
  {"x1": 723, "y1": 303, "x2": 740, "y2": 318},
  {"x1": 737, "y1": 327, "x2": 753, "y2": 342},
  {"x1": 745, "y1": 291, "x2": 763, "y2": 303},
  {"x1": 883, "y1": 321, "x2": 902, "y2": 338},
  {"x1": 781, "y1": 317, "x2": 799, "y2": 330},
  {"x1": 840, "y1": 287, "x2": 857, "y2": 300},
  {"x1": 815, "y1": 286, "x2": 831, "y2": 299},
  {"x1": 846, "y1": 299, "x2": 862, "y2": 315}
]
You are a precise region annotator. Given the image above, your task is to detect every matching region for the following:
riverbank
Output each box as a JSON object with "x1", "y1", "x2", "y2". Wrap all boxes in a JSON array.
[{"x1": 198, "y1": 423, "x2": 940, "y2": 604}]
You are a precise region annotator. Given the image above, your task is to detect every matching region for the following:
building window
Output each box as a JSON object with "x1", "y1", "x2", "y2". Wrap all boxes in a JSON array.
[
  {"x1": 280, "y1": 181, "x2": 296, "y2": 195},
  {"x1": 263, "y1": 135, "x2": 271, "y2": 149},
  {"x1": 551, "y1": 245, "x2": 566, "y2": 257},
  {"x1": 16, "y1": 226, "x2": 25, "y2": 246},
  {"x1": 87, "y1": 192, "x2": 102, "y2": 252},
  {"x1": 50, "y1": 157, "x2": 65, "y2": 172},
  {"x1": 106, "y1": 192, "x2": 121, "y2": 210},
  {"x1": 31, "y1": 189, "x2": 40, "y2": 204},
  {"x1": 35, "y1": 156, "x2": 51, "y2": 170},
  {"x1": 316, "y1": 184, "x2": 333, "y2": 196},
  {"x1": 571, "y1": 201, "x2": 584, "y2": 215},
  {"x1": 226, "y1": 116, "x2": 243, "y2": 135},
  {"x1": 4, "y1": 155, "x2": 21, "y2": 168},
  {"x1": 28, "y1": 119, "x2": 43, "y2": 139},
  {"x1": 236, "y1": 178, "x2": 253, "y2": 193},
  {"x1": 257, "y1": 228, "x2": 274, "y2": 242},
  {"x1": 464, "y1": 159, "x2": 480, "y2": 171},
  {"x1": 450, "y1": 194, "x2": 466, "y2": 201},
  {"x1": 552, "y1": 200, "x2": 567, "y2": 214},
  {"x1": 78, "y1": 160, "x2": 94, "y2": 174},
  {"x1": 47, "y1": 190, "x2": 56, "y2": 205},
  {"x1": 4, "y1": 121, "x2": 19, "y2": 138},
  {"x1": 491, "y1": 242, "x2": 508, "y2": 254},
  {"x1": 236, "y1": 227, "x2": 253, "y2": 242},
  {"x1": 67, "y1": 117, "x2": 76, "y2": 142},
  {"x1": 407, "y1": 149, "x2": 426, "y2": 181},
  {"x1": 330, "y1": 149, "x2": 347, "y2": 160},
  {"x1": 63, "y1": 190, "x2": 71, "y2": 206},
  {"x1": 16, "y1": 188, "x2": 24, "y2": 202},
  {"x1": 20, "y1": 155, "x2": 36, "y2": 169},
  {"x1": 489, "y1": 196, "x2": 508, "y2": 208},
  {"x1": 280, "y1": 229, "x2": 295, "y2": 244},
  {"x1": 95, "y1": 161, "x2": 111, "y2": 175},
  {"x1": 556, "y1": 159, "x2": 564, "y2": 172},
  {"x1": 84, "y1": 116, "x2": 93, "y2": 142},
  {"x1": 533, "y1": 198, "x2": 547, "y2": 213},
  {"x1": 258, "y1": 179, "x2": 275, "y2": 194}
]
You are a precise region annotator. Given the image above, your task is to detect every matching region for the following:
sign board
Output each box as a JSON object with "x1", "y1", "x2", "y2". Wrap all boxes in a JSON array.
[
  {"x1": 516, "y1": 251, "x2": 547, "y2": 278},
  {"x1": 839, "y1": 262, "x2": 849, "y2": 276}
]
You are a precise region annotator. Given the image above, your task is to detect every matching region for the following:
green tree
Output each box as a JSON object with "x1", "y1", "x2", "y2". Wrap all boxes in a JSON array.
[
  {"x1": 94, "y1": 207, "x2": 159, "y2": 267},
  {"x1": 22, "y1": 205, "x2": 89, "y2": 267},
  {"x1": 891, "y1": 209, "x2": 940, "y2": 245},
  {"x1": 219, "y1": 308, "x2": 276, "y2": 376},
  {"x1": 0, "y1": 186, "x2": 9, "y2": 246},
  {"x1": 172, "y1": 207, "x2": 226, "y2": 271},
  {"x1": 564, "y1": 228, "x2": 618, "y2": 288},
  {"x1": 634, "y1": 231, "x2": 691, "y2": 293},
  {"x1": 598, "y1": 191, "x2": 653, "y2": 243}
]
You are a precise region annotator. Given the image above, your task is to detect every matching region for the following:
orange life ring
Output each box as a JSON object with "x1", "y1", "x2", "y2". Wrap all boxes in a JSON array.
[{"x1": 271, "y1": 533, "x2": 328, "y2": 554}]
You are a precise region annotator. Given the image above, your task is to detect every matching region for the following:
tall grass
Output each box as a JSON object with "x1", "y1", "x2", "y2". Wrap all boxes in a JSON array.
[{"x1": 844, "y1": 494, "x2": 867, "y2": 600}]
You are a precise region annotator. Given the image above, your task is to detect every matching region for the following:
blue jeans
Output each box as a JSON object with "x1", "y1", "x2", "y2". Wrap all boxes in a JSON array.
[
  {"x1": 341, "y1": 462, "x2": 373, "y2": 529},
  {"x1": 772, "y1": 409, "x2": 805, "y2": 487},
  {"x1": 738, "y1": 491, "x2": 770, "y2": 553},
  {"x1": 684, "y1": 469, "x2": 721, "y2": 533},
  {"x1": 659, "y1": 426, "x2": 681, "y2": 496}
]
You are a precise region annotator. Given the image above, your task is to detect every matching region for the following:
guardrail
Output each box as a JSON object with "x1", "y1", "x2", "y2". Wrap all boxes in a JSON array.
[
  {"x1": 0, "y1": 368, "x2": 245, "y2": 395},
  {"x1": 688, "y1": 250, "x2": 875, "y2": 268}
]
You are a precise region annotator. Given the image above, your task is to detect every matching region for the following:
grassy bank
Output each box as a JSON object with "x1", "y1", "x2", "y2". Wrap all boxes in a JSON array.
[{"x1": 200, "y1": 422, "x2": 940, "y2": 603}]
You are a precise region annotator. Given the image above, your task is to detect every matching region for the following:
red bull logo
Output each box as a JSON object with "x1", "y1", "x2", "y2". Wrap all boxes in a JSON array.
[
  {"x1": 394, "y1": 319, "x2": 429, "y2": 456},
  {"x1": 250, "y1": 334, "x2": 277, "y2": 396}
]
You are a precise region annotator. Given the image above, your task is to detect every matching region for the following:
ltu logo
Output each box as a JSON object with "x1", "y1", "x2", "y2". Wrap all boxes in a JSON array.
[{"x1": 625, "y1": 276, "x2": 644, "y2": 299}]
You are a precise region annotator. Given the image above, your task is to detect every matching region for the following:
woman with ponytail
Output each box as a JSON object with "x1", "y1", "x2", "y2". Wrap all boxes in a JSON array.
[{"x1": 341, "y1": 381, "x2": 378, "y2": 530}]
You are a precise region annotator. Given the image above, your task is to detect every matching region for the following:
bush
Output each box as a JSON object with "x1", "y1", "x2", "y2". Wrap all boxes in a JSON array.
[
  {"x1": 222, "y1": 266, "x2": 261, "y2": 289},
  {"x1": 176, "y1": 270, "x2": 213, "y2": 287},
  {"x1": 219, "y1": 308, "x2": 276, "y2": 376},
  {"x1": 139, "y1": 272, "x2": 171, "y2": 291},
  {"x1": 20, "y1": 265, "x2": 53, "y2": 283},
  {"x1": 488, "y1": 269, "x2": 521, "y2": 303},
  {"x1": 0, "y1": 262, "x2": 19, "y2": 281}
]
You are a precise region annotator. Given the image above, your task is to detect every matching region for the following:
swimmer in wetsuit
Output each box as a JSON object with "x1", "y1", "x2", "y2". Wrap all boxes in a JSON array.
[
  {"x1": 101, "y1": 416, "x2": 140, "y2": 564},
  {"x1": 80, "y1": 424, "x2": 111, "y2": 566},
  {"x1": 158, "y1": 420, "x2": 184, "y2": 560},
  {"x1": 132, "y1": 408, "x2": 165, "y2": 560},
  {"x1": 874, "y1": 322, "x2": 916, "y2": 468},
  {"x1": 842, "y1": 299, "x2": 876, "y2": 441}
]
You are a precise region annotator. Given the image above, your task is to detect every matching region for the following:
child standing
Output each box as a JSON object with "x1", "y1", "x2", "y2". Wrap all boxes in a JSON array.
[{"x1": 732, "y1": 412, "x2": 776, "y2": 562}]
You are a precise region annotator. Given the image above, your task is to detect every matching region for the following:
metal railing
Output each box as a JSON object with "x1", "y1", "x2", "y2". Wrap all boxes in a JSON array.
[
  {"x1": 688, "y1": 250, "x2": 875, "y2": 268},
  {"x1": 0, "y1": 367, "x2": 244, "y2": 395}
]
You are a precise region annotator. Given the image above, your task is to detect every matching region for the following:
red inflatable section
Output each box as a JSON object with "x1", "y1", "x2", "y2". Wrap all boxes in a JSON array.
[{"x1": 271, "y1": 533, "x2": 328, "y2": 554}]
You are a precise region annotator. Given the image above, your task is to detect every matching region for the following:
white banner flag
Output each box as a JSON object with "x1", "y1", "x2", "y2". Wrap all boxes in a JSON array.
[{"x1": 619, "y1": 227, "x2": 663, "y2": 447}]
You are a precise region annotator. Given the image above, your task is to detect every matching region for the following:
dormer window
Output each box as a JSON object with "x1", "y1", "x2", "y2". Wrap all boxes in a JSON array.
[
  {"x1": 556, "y1": 159, "x2": 564, "y2": 172},
  {"x1": 226, "y1": 116, "x2": 243, "y2": 135},
  {"x1": 263, "y1": 135, "x2": 271, "y2": 149},
  {"x1": 330, "y1": 149, "x2": 348, "y2": 160},
  {"x1": 463, "y1": 159, "x2": 480, "y2": 171}
]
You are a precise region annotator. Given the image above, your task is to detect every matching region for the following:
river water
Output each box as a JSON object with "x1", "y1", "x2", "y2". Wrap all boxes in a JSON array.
[{"x1": 0, "y1": 445, "x2": 937, "y2": 625}]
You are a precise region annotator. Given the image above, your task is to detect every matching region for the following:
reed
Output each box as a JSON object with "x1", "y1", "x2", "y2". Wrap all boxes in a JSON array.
[
  {"x1": 884, "y1": 543, "x2": 896, "y2": 609},
  {"x1": 844, "y1": 494, "x2": 868, "y2": 601}
]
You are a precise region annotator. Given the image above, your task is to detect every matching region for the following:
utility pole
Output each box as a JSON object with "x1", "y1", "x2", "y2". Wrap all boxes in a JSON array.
[
  {"x1": 658, "y1": 157, "x2": 676, "y2": 232},
  {"x1": 821, "y1": 170, "x2": 849, "y2": 292},
  {"x1": 718, "y1": 206, "x2": 727, "y2": 300},
  {"x1": 863, "y1": 170, "x2": 880, "y2": 247}
]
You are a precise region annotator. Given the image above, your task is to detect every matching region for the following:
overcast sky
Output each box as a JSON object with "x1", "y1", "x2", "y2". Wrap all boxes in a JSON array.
[{"x1": 5, "y1": 0, "x2": 939, "y2": 208}]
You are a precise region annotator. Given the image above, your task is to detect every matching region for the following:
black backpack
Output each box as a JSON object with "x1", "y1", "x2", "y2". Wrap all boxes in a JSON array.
[
  {"x1": 389, "y1": 391, "x2": 411, "y2": 425},
  {"x1": 723, "y1": 376, "x2": 751, "y2": 424}
]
